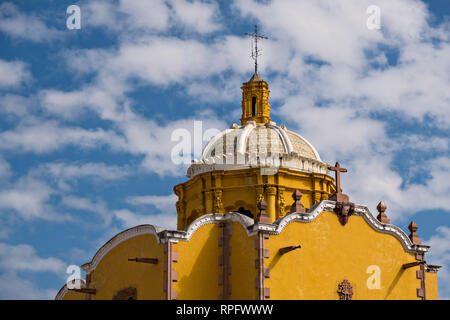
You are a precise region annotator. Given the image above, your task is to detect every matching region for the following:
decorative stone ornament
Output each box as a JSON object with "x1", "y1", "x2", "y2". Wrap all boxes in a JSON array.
[
  {"x1": 408, "y1": 221, "x2": 422, "y2": 245},
  {"x1": 290, "y1": 189, "x2": 306, "y2": 213},
  {"x1": 255, "y1": 199, "x2": 271, "y2": 224},
  {"x1": 334, "y1": 202, "x2": 355, "y2": 226},
  {"x1": 376, "y1": 201, "x2": 390, "y2": 224},
  {"x1": 337, "y1": 279, "x2": 353, "y2": 300}
]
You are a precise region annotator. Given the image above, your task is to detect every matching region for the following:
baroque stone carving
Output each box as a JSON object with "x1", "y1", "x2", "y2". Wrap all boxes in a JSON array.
[
  {"x1": 337, "y1": 279, "x2": 353, "y2": 300},
  {"x1": 334, "y1": 201, "x2": 355, "y2": 226}
]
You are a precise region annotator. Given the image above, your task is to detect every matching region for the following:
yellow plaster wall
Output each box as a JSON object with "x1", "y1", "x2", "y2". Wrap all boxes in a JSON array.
[
  {"x1": 61, "y1": 288, "x2": 85, "y2": 300},
  {"x1": 174, "y1": 223, "x2": 221, "y2": 299},
  {"x1": 89, "y1": 234, "x2": 165, "y2": 300},
  {"x1": 229, "y1": 222, "x2": 258, "y2": 299},
  {"x1": 425, "y1": 272, "x2": 439, "y2": 300},
  {"x1": 265, "y1": 211, "x2": 421, "y2": 300}
]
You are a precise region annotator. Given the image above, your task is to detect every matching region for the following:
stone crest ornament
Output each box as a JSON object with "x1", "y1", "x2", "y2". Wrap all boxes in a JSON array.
[
  {"x1": 334, "y1": 202, "x2": 355, "y2": 226},
  {"x1": 337, "y1": 279, "x2": 353, "y2": 300}
]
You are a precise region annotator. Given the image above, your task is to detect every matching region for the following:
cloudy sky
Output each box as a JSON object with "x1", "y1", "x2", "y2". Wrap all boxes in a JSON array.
[{"x1": 0, "y1": 0, "x2": 449, "y2": 299}]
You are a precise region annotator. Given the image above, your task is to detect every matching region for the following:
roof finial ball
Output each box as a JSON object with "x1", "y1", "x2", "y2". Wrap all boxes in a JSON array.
[
  {"x1": 290, "y1": 189, "x2": 306, "y2": 213},
  {"x1": 255, "y1": 198, "x2": 271, "y2": 224},
  {"x1": 408, "y1": 221, "x2": 422, "y2": 245},
  {"x1": 376, "y1": 201, "x2": 390, "y2": 224}
]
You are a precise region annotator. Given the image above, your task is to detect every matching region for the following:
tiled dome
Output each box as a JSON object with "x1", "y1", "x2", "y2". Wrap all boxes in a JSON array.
[
  {"x1": 202, "y1": 121, "x2": 320, "y2": 161},
  {"x1": 187, "y1": 121, "x2": 327, "y2": 178}
]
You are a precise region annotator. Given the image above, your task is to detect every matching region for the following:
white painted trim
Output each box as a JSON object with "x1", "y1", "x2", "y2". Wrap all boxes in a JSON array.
[
  {"x1": 237, "y1": 122, "x2": 256, "y2": 154},
  {"x1": 72, "y1": 200, "x2": 428, "y2": 290},
  {"x1": 267, "y1": 124, "x2": 292, "y2": 153},
  {"x1": 82, "y1": 225, "x2": 164, "y2": 274},
  {"x1": 55, "y1": 284, "x2": 68, "y2": 300}
]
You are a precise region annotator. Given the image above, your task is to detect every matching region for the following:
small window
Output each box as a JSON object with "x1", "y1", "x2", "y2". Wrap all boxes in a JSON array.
[{"x1": 251, "y1": 97, "x2": 256, "y2": 116}]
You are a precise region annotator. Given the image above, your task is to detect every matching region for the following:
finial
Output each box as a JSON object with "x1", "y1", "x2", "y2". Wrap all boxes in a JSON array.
[
  {"x1": 290, "y1": 190, "x2": 306, "y2": 213},
  {"x1": 376, "y1": 201, "x2": 390, "y2": 224},
  {"x1": 245, "y1": 24, "x2": 268, "y2": 75},
  {"x1": 255, "y1": 198, "x2": 270, "y2": 223},
  {"x1": 408, "y1": 221, "x2": 422, "y2": 245}
]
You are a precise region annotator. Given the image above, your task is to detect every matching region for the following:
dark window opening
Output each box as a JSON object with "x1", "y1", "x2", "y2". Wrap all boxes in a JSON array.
[
  {"x1": 238, "y1": 207, "x2": 253, "y2": 219},
  {"x1": 251, "y1": 97, "x2": 256, "y2": 116}
]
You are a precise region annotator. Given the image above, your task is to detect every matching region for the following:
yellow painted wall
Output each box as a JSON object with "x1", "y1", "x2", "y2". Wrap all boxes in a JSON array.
[
  {"x1": 61, "y1": 287, "x2": 85, "y2": 300},
  {"x1": 60, "y1": 214, "x2": 438, "y2": 300},
  {"x1": 265, "y1": 211, "x2": 422, "y2": 300},
  {"x1": 89, "y1": 234, "x2": 165, "y2": 300},
  {"x1": 229, "y1": 222, "x2": 258, "y2": 299},
  {"x1": 426, "y1": 272, "x2": 439, "y2": 300},
  {"x1": 174, "y1": 223, "x2": 221, "y2": 299}
]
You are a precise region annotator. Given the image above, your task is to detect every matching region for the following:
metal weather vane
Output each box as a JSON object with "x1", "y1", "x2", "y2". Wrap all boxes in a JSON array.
[{"x1": 245, "y1": 24, "x2": 268, "y2": 74}]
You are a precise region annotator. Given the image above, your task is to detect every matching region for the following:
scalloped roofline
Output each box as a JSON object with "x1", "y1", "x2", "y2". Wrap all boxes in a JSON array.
[{"x1": 79, "y1": 200, "x2": 428, "y2": 277}]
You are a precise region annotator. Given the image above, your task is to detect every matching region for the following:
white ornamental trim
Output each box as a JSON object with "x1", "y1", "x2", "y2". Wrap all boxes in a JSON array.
[
  {"x1": 269, "y1": 200, "x2": 429, "y2": 253},
  {"x1": 83, "y1": 225, "x2": 164, "y2": 274},
  {"x1": 76, "y1": 200, "x2": 428, "y2": 280},
  {"x1": 55, "y1": 284, "x2": 68, "y2": 300}
]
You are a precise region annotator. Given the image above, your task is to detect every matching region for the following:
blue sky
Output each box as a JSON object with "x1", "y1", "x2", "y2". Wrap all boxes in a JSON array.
[{"x1": 0, "y1": 0, "x2": 449, "y2": 299}]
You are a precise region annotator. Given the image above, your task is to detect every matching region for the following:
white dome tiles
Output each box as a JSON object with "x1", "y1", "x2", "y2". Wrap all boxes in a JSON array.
[{"x1": 188, "y1": 121, "x2": 328, "y2": 178}]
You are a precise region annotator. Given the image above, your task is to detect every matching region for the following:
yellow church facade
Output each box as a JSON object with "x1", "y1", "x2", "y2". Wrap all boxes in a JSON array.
[{"x1": 56, "y1": 73, "x2": 440, "y2": 300}]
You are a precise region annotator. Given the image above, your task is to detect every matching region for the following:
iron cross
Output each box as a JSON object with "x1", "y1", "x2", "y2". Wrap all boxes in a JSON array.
[
  {"x1": 245, "y1": 24, "x2": 268, "y2": 74},
  {"x1": 328, "y1": 162, "x2": 347, "y2": 195}
]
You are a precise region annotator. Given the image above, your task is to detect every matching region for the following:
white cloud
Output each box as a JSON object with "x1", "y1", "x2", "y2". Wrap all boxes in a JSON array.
[
  {"x1": 0, "y1": 2, "x2": 63, "y2": 42},
  {"x1": 0, "y1": 94, "x2": 34, "y2": 117},
  {"x1": 0, "y1": 59, "x2": 31, "y2": 88},
  {"x1": 114, "y1": 209, "x2": 177, "y2": 230},
  {"x1": 0, "y1": 272, "x2": 57, "y2": 299},
  {"x1": 0, "y1": 157, "x2": 11, "y2": 180},
  {"x1": 0, "y1": 242, "x2": 66, "y2": 274},
  {"x1": 83, "y1": 0, "x2": 222, "y2": 34},
  {"x1": 168, "y1": 0, "x2": 222, "y2": 34},
  {"x1": 0, "y1": 176, "x2": 68, "y2": 221},
  {"x1": 0, "y1": 121, "x2": 126, "y2": 154},
  {"x1": 43, "y1": 162, "x2": 131, "y2": 191},
  {"x1": 126, "y1": 194, "x2": 177, "y2": 211},
  {"x1": 61, "y1": 196, "x2": 113, "y2": 226}
]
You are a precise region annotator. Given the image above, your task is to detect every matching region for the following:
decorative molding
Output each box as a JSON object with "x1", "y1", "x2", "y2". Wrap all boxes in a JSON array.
[
  {"x1": 270, "y1": 201, "x2": 429, "y2": 254},
  {"x1": 187, "y1": 153, "x2": 328, "y2": 178},
  {"x1": 82, "y1": 225, "x2": 164, "y2": 274},
  {"x1": 426, "y1": 265, "x2": 441, "y2": 273},
  {"x1": 55, "y1": 284, "x2": 68, "y2": 300},
  {"x1": 64, "y1": 200, "x2": 429, "y2": 295}
]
